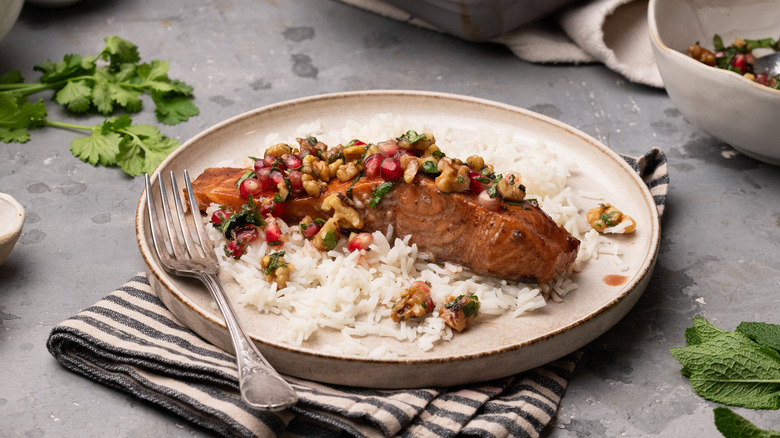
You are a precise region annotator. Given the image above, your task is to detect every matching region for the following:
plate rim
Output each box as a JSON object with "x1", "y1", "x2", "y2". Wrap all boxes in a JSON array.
[{"x1": 136, "y1": 89, "x2": 661, "y2": 367}]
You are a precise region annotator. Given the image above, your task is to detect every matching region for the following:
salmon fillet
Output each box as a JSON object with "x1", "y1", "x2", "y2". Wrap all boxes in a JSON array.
[{"x1": 192, "y1": 167, "x2": 580, "y2": 283}]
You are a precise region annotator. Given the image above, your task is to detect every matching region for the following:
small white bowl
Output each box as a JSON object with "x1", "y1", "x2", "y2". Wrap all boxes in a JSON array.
[
  {"x1": 0, "y1": 0, "x2": 24, "y2": 42},
  {"x1": 648, "y1": 0, "x2": 780, "y2": 165},
  {"x1": 0, "y1": 193, "x2": 25, "y2": 266}
]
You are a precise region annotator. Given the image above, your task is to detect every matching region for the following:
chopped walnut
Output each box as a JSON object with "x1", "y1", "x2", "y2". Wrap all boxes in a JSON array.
[
  {"x1": 321, "y1": 193, "x2": 364, "y2": 228},
  {"x1": 400, "y1": 155, "x2": 420, "y2": 183},
  {"x1": 440, "y1": 295, "x2": 480, "y2": 332},
  {"x1": 391, "y1": 281, "x2": 434, "y2": 322},
  {"x1": 265, "y1": 143, "x2": 293, "y2": 158},
  {"x1": 435, "y1": 158, "x2": 470, "y2": 193},
  {"x1": 587, "y1": 203, "x2": 636, "y2": 234},
  {"x1": 497, "y1": 172, "x2": 525, "y2": 201}
]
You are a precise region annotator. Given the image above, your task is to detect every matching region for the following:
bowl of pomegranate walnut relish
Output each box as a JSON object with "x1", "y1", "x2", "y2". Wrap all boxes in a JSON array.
[{"x1": 649, "y1": 0, "x2": 780, "y2": 165}]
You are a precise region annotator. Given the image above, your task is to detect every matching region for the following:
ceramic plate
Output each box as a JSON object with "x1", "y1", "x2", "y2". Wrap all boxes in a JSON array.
[{"x1": 136, "y1": 90, "x2": 660, "y2": 388}]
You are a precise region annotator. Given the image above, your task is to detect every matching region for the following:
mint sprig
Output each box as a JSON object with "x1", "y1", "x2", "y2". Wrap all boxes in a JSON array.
[
  {"x1": 714, "y1": 407, "x2": 780, "y2": 438},
  {"x1": 671, "y1": 318, "x2": 780, "y2": 410}
]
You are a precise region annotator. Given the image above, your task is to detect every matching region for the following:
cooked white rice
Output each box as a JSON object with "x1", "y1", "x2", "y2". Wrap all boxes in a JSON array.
[{"x1": 204, "y1": 113, "x2": 620, "y2": 356}]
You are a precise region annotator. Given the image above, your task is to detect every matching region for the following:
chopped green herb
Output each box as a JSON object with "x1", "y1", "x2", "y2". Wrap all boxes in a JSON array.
[
  {"x1": 431, "y1": 150, "x2": 445, "y2": 159},
  {"x1": 457, "y1": 175, "x2": 464, "y2": 184},
  {"x1": 215, "y1": 194, "x2": 265, "y2": 238},
  {"x1": 346, "y1": 171, "x2": 363, "y2": 199},
  {"x1": 306, "y1": 136, "x2": 318, "y2": 146},
  {"x1": 397, "y1": 129, "x2": 427, "y2": 144},
  {"x1": 369, "y1": 181, "x2": 395, "y2": 207},
  {"x1": 313, "y1": 217, "x2": 326, "y2": 225},
  {"x1": 444, "y1": 295, "x2": 480, "y2": 318},
  {"x1": 321, "y1": 230, "x2": 338, "y2": 250},
  {"x1": 263, "y1": 251, "x2": 287, "y2": 275},
  {"x1": 421, "y1": 160, "x2": 440, "y2": 175},
  {"x1": 236, "y1": 170, "x2": 255, "y2": 188}
]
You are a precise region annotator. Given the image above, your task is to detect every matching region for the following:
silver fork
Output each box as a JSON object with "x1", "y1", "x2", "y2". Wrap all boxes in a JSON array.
[{"x1": 144, "y1": 170, "x2": 298, "y2": 411}]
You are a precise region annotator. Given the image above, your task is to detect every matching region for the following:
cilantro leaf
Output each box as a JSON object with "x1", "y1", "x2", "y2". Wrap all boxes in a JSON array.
[
  {"x1": 670, "y1": 319, "x2": 780, "y2": 409},
  {"x1": 151, "y1": 91, "x2": 199, "y2": 125},
  {"x1": 321, "y1": 230, "x2": 338, "y2": 250},
  {"x1": 0, "y1": 70, "x2": 23, "y2": 84},
  {"x1": 714, "y1": 407, "x2": 780, "y2": 438},
  {"x1": 0, "y1": 93, "x2": 47, "y2": 143},
  {"x1": 54, "y1": 80, "x2": 92, "y2": 112},
  {"x1": 369, "y1": 181, "x2": 395, "y2": 207},
  {"x1": 99, "y1": 35, "x2": 141, "y2": 69},
  {"x1": 70, "y1": 124, "x2": 122, "y2": 166}
]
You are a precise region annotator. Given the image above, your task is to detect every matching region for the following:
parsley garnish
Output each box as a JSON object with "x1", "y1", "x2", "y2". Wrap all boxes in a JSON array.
[
  {"x1": 432, "y1": 150, "x2": 445, "y2": 159},
  {"x1": 369, "y1": 181, "x2": 395, "y2": 207},
  {"x1": 306, "y1": 136, "x2": 318, "y2": 146}
]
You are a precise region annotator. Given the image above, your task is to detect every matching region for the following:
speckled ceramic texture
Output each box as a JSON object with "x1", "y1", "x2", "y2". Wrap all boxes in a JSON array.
[
  {"x1": 649, "y1": 0, "x2": 780, "y2": 165},
  {"x1": 136, "y1": 90, "x2": 660, "y2": 388}
]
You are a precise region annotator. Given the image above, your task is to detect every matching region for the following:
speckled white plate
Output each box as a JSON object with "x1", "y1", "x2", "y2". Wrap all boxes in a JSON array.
[{"x1": 136, "y1": 90, "x2": 660, "y2": 389}]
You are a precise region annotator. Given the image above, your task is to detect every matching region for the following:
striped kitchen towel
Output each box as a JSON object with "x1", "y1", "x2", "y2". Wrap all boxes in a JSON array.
[{"x1": 47, "y1": 151, "x2": 667, "y2": 438}]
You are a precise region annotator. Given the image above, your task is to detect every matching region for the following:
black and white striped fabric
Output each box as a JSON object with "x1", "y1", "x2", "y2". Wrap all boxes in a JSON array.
[{"x1": 47, "y1": 151, "x2": 667, "y2": 438}]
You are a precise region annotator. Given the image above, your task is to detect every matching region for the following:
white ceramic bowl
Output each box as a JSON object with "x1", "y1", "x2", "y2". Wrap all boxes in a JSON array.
[
  {"x1": 384, "y1": 0, "x2": 578, "y2": 42},
  {"x1": 0, "y1": 193, "x2": 25, "y2": 266},
  {"x1": 0, "y1": 0, "x2": 24, "y2": 42},
  {"x1": 648, "y1": 0, "x2": 780, "y2": 165}
]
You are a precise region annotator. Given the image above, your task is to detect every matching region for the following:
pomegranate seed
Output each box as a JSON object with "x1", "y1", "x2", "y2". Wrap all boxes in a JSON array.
[
  {"x1": 264, "y1": 154, "x2": 285, "y2": 170},
  {"x1": 731, "y1": 54, "x2": 747, "y2": 73},
  {"x1": 301, "y1": 222, "x2": 321, "y2": 239},
  {"x1": 253, "y1": 159, "x2": 265, "y2": 173},
  {"x1": 265, "y1": 219, "x2": 284, "y2": 245},
  {"x1": 755, "y1": 72, "x2": 768, "y2": 85},
  {"x1": 282, "y1": 154, "x2": 302, "y2": 170},
  {"x1": 224, "y1": 240, "x2": 245, "y2": 259},
  {"x1": 394, "y1": 149, "x2": 414, "y2": 160},
  {"x1": 377, "y1": 139, "x2": 399, "y2": 157},
  {"x1": 468, "y1": 170, "x2": 489, "y2": 193},
  {"x1": 255, "y1": 167, "x2": 273, "y2": 190},
  {"x1": 233, "y1": 225, "x2": 259, "y2": 243},
  {"x1": 239, "y1": 178, "x2": 263, "y2": 198},
  {"x1": 409, "y1": 280, "x2": 431, "y2": 294},
  {"x1": 260, "y1": 198, "x2": 285, "y2": 217},
  {"x1": 478, "y1": 190, "x2": 502, "y2": 211},
  {"x1": 269, "y1": 170, "x2": 285, "y2": 189},
  {"x1": 288, "y1": 170, "x2": 304, "y2": 192},
  {"x1": 210, "y1": 209, "x2": 230, "y2": 225},
  {"x1": 380, "y1": 158, "x2": 403, "y2": 181},
  {"x1": 352, "y1": 139, "x2": 366, "y2": 146},
  {"x1": 745, "y1": 53, "x2": 756, "y2": 65},
  {"x1": 347, "y1": 232, "x2": 374, "y2": 252},
  {"x1": 364, "y1": 153, "x2": 383, "y2": 178}
]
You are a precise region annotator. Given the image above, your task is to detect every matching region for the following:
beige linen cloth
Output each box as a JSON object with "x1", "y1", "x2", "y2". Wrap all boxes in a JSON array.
[{"x1": 337, "y1": 0, "x2": 663, "y2": 88}]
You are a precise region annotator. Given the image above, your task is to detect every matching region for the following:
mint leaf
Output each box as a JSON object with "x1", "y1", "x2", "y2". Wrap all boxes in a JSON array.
[
  {"x1": 714, "y1": 407, "x2": 780, "y2": 438},
  {"x1": 738, "y1": 322, "x2": 780, "y2": 353},
  {"x1": 671, "y1": 325, "x2": 780, "y2": 409},
  {"x1": 686, "y1": 317, "x2": 728, "y2": 346}
]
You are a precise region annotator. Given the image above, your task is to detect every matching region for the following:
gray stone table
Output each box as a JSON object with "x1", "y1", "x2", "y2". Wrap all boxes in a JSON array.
[{"x1": 1, "y1": 0, "x2": 778, "y2": 436}]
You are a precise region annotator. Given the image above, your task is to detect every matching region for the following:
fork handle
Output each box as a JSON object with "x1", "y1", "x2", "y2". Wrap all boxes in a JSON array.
[{"x1": 201, "y1": 273, "x2": 298, "y2": 411}]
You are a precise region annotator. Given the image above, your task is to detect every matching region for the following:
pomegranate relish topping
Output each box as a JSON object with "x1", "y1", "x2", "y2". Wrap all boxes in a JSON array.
[{"x1": 686, "y1": 35, "x2": 780, "y2": 89}]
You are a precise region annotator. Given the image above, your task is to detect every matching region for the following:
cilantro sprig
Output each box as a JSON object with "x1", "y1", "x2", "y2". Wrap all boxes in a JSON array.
[{"x1": 0, "y1": 36, "x2": 199, "y2": 177}]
